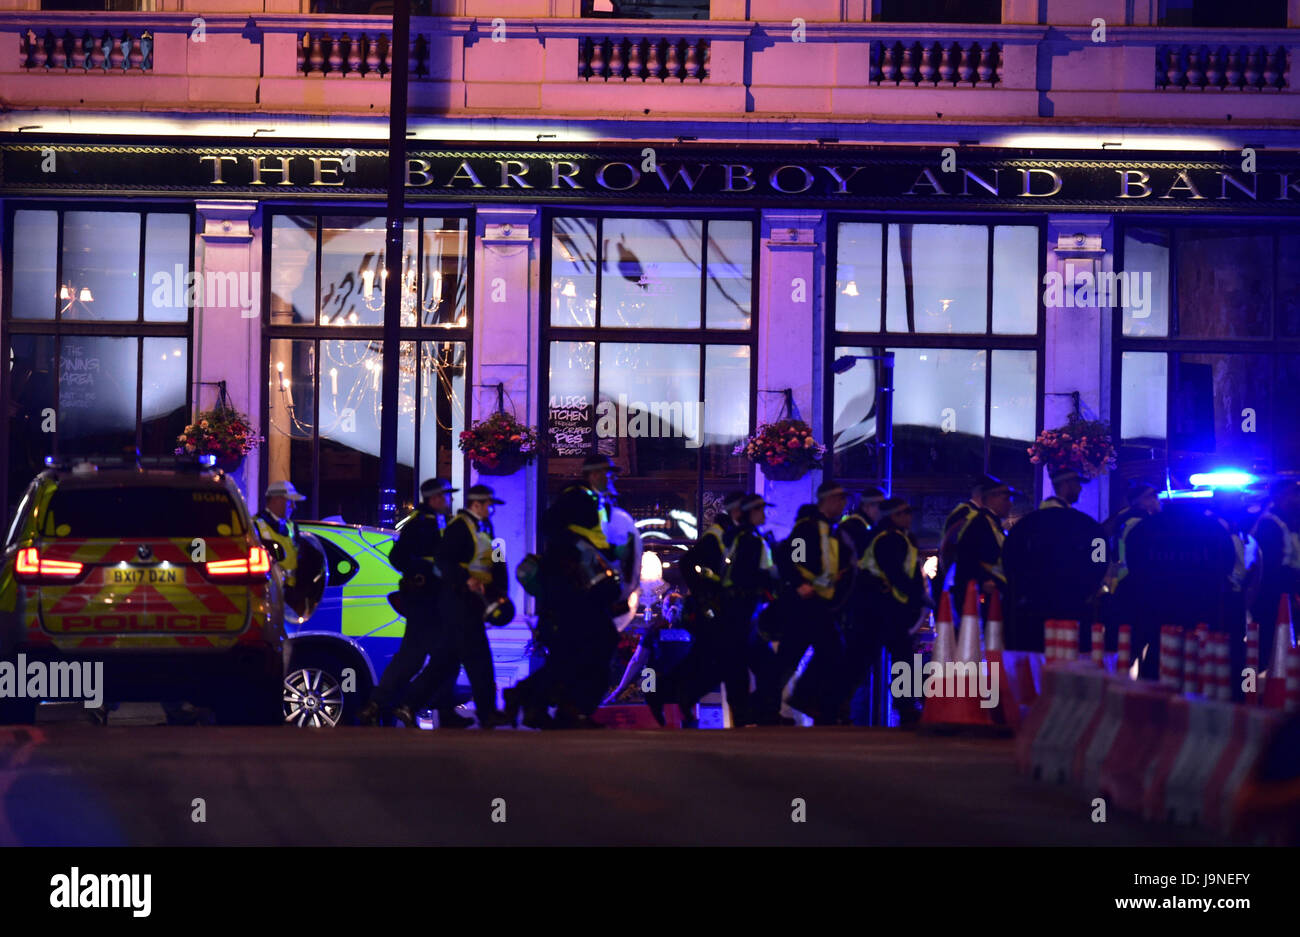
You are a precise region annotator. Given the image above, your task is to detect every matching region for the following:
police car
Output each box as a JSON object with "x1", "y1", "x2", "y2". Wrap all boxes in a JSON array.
[{"x1": 0, "y1": 456, "x2": 286, "y2": 725}]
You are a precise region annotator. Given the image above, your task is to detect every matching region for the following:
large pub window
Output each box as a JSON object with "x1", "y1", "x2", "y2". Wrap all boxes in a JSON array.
[
  {"x1": 543, "y1": 213, "x2": 756, "y2": 543},
  {"x1": 1115, "y1": 224, "x2": 1300, "y2": 506},
  {"x1": 874, "y1": 0, "x2": 1001, "y2": 24},
  {"x1": 3, "y1": 207, "x2": 194, "y2": 511},
  {"x1": 265, "y1": 212, "x2": 471, "y2": 526},
  {"x1": 1159, "y1": 0, "x2": 1287, "y2": 28},
  {"x1": 828, "y1": 218, "x2": 1044, "y2": 550}
]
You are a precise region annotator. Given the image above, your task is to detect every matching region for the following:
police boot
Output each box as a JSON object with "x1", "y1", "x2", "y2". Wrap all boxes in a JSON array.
[
  {"x1": 357, "y1": 700, "x2": 382, "y2": 727},
  {"x1": 390, "y1": 704, "x2": 418, "y2": 728}
]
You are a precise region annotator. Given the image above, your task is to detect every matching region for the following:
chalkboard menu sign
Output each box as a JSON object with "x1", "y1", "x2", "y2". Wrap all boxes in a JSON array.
[
  {"x1": 547, "y1": 394, "x2": 617, "y2": 459},
  {"x1": 547, "y1": 394, "x2": 592, "y2": 458}
]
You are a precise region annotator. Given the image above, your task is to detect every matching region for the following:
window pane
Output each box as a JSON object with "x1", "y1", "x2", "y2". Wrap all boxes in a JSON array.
[
  {"x1": 702, "y1": 344, "x2": 751, "y2": 525},
  {"x1": 1120, "y1": 351, "x2": 1167, "y2": 444},
  {"x1": 992, "y1": 226, "x2": 1038, "y2": 335},
  {"x1": 270, "y1": 215, "x2": 318, "y2": 326},
  {"x1": 62, "y1": 212, "x2": 140, "y2": 322},
  {"x1": 598, "y1": 342, "x2": 699, "y2": 538},
  {"x1": 551, "y1": 217, "x2": 598, "y2": 327},
  {"x1": 890, "y1": 346, "x2": 986, "y2": 482},
  {"x1": 886, "y1": 224, "x2": 987, "y2": 333},
  {"x1": 1279, "y1": 356, "x2": 1300, "y2": 469},
  {"x1": 267, "y1": 339, "x2": 316, "y2": 518},
  {"x1": 1281, "y1": 233, "x2": 1300, "y2": 338},
  {"x1": 546, "y1": 340, "x2": 596, "y2": 465},
  {"x1": 1171, "y1": 354, "x2": 1271, "y2": 467},
  {"x1": 141, "y1": 337, "x2": 188, "y2": 456},
  {"x1": 419, "y1": 341, "x2": 467, "y2": 508},
  {"x1": 835, "y1": 224, "x2": 883, "y2": 332},
  {"x1": 420, "y1": 218, "x2": 468, "y2": 328},
  {"x1": 988, "y1": 349, "x2": 1036, "y2": 492},
  {"x1": 58, "y1": 335, "x2": 138, "y2": 455},
  {"x1": 1175, "y1": 228, "x2": 1272, "y2": 339},
  {"x1": 144, "y1": 214, "x2": 191, "y2": 323},
  {"x1": 831, "y1": 345, "x2": 879, "y2": 480},
  {"x1": 397, "y1": 341, "x2": 417, "y2": 508},
  {"x1": 1122, "y1": 228, "x2": 1170, "y2": 337},
  {"x1": 319, "y1": 217, "x2": 416, "y2": 327},
  {"x1": 601, "y1": 219, "x2": 702, "y2": 329},
  {"x1": 7, "y1": 334, "x2": 56, "y2": 503},
  {"x1": 12, "y1": 210, "x2": 57, "y2": 320},
  {"x1": 705, "y1": 220, "x2": 753, "y2": 329},
  {"x1": 318, "y1": 339, "x2": 392, "y2": 524}
]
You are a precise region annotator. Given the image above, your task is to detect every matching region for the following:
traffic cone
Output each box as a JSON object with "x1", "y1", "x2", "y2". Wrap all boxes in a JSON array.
[
  {"x1": 932, "y1": 591, "x2": 956, "y2": 665},
  {"x1": 1288, "y1": 647, "x2": 1300, "y2": 714},
  {"x1": 1263, "y1": 595, "x2": 1296, "y2": 710},
  {"x1": 984, "y1": 589, "x2": 1023, "y2": 729},
  {"x1": 955, "y1": 580, "x2": 983, "y2": 662}
]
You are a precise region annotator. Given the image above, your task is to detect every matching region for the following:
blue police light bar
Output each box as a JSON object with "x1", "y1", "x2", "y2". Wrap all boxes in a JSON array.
[
  {"x1": 1159, "y1": 489, "x2": 1214, "y2": 500},
  {"x1": 1188, "y1": 471, "x2": 1257, "y2": 489}
]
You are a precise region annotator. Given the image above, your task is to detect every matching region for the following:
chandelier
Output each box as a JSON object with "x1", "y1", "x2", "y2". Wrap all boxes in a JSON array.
[{"x1": 359, "y1": 254, "x2": 442, "y2": 326}]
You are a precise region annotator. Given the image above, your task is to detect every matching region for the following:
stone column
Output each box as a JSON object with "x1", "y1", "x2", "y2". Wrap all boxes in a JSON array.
[
  {"x1": 473, "y1": 205, "x2": 540, "y2": 685},
  {"x1": 195, "y1": 200, "x2": 260, "y2": 505},
  {"x1": 1044, "y1": 215, "x2": 1114, "y2": 521},
  {"x1": 757, "y1": 209, "x2": 826, "y2": 540}
]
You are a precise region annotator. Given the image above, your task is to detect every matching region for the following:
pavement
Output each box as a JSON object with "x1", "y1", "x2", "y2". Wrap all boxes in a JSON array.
[{"x1": 0, "y1": 703, "x2": 1229, "y2": 846}]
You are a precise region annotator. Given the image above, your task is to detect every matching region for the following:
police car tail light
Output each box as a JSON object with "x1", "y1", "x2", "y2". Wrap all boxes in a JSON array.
[
  {"x1": 205, "y1": 546, "x2": 271, "y2": 579},
  {"x1": 15, "y1": 547, "x2": 84, "y2": 581}
]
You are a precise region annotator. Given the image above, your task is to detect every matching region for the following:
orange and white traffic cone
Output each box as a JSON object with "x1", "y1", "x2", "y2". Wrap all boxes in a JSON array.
[
  {"x1": 931, "y1": 590, "x2": 956, "y2": 666},
  {"x1": 955, "y1": 579, "x2": 983, "y2": 663},
  {"x1": 984, "y1": 589, "x2": 1022, "y2": 729},
  {"x1": 920, "y1": 586, "x2": 995, "y2": 730},
  {"x1": 1263, "y1": 595, "x2": 1296, "y2": 710}
]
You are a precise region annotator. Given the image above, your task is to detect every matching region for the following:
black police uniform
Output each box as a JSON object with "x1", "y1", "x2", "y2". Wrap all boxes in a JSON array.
[
  {"x1": 678, "y1": 519, "x2": 775, "y2": 727},
  {"x1": 420, "y1": 508, "x2": 503, "y2": 722},
  {"x1": 771, "y1": 510, "x2": 854, "y2": 725},
  {"x1": 368, "y1": 503, "x2": 444, "y2": 712},
  {"x1": 836, "y1": 509, "x2": 883, "y2": 724},
  {"x1": 938, "y1": 499, "x2": 980, "y2": 593},
  {"x1": 951, "y1": 506, "x2": 1007, "y2": 610},
  {"x1": 860, "y1": 522, "x2": 928, "y2": 724}
]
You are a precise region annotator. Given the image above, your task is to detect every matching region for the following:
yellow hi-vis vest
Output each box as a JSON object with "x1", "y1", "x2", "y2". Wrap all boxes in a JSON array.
[
  {"x1": 451, "y1": 513, "x2": 495, "y2": 584},
  {"x1": 863, "y1": 528, "x2": 918, "y2": 605},
  {"x1": 256, "y1": 513, "x2": 298, "y2": 585},
  {"x1": 721, "y1": 529, "x2": 773, "y2": 588},
  {"x1": 566, "y1": 487, "x2": 611, "y2": 552},
  {"x1": 796, "y1": 519, "x2": 840, "y2": 600},
  {"x1": 697, "y1": 522, "x2": 728, "y2": 584}
]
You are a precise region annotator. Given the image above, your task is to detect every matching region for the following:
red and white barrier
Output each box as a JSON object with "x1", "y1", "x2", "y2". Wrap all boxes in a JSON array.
[
  {"x1": 1117, "y1": 624, "x2": 1132, "y2": 674},
  {"x1": 1090, "y1": 622, "x2": 1105, "y2": 666}
]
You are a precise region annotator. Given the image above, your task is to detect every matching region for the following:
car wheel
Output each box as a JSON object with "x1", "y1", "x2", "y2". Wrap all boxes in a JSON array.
[
  {"x1": 283, "y1": 649, "x2": 362, "y2": 727},
  {"x1": 0, "y1": 699, "x2": 36, "y2": 726}
]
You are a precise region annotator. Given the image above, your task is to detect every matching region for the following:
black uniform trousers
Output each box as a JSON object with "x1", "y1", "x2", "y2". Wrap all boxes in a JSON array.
[
  {"x1": 371, "y1": 591, "x2": 440, "y2": 709},
  {"x1": 770, "y1": 597, "x2": 846, "y2": 725},
  {"x1": 678, "y1": 593, "x2": 757, "y2": 727},
  {"x1": 516, "y1": 576, "x2": 618, "y2": 720},
  {"x1": 421, "y1": 586, "x2": 498, "y2": 718},
  {"x1": 845, "y1": 602, "x2": 918, "y2": 724}
]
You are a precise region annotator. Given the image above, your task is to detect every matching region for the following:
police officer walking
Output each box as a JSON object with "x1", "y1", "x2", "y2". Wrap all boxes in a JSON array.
[
  {"x1": 359, "y1": 478, "x2": 464, "y2": 727},
  {"x1": 838, "y1": 487, "x2": 886, "y2": 725},
  {"x1": 507, "y1": 454, "x2": 623, "y2": 729},
  {"x1": 858, "y1": 498, "x2": 931, "y2": 726},
  {"x1": 678, "y1": 493, "x2": 777, "y2": 728},
  {"x1": 422, "y1": 484, "x2": 510, "y2": 729},
  {"x1": 775, "y1": 481, "x2": 855, "y2": 725}
]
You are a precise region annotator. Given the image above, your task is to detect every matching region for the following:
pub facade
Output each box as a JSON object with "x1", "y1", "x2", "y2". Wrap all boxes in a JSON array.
[{"x1": 3, "y1": 0, "x2": 1300, "y2": 621}]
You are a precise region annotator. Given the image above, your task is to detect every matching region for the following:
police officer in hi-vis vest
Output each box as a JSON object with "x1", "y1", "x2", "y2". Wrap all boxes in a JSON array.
[
  {"x1": 952, "y1": 475, "x2": 1012, "y2": 608},
  {"x1": 423, "y1": 484, "x2": 511, "y2": 729},
  {"x1": 256, "y1": 480, "x2": 305, "y2": 586},
  {"x1": 859, "y1": 497, "x2": 931, "y2": 726},
  {"x1": 359, "y1": 477, "x2": 468, "y2": 728}
]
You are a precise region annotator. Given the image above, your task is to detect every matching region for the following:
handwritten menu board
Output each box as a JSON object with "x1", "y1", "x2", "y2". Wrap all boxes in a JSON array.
[{"x1": 547, "y1": 394, "x2": 616, "y2": 459}]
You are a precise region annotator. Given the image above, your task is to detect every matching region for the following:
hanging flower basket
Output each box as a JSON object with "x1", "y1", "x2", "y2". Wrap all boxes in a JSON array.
[
  {"x1": 460, "y1": 411, "x2": 539, "y2": 476},
  {"x1": 1027, "y1": 414, "x2": 1117, "y2": 481},
  {"x1": 734, "y1": 418, "x2": 826, "y2": 482},
  {"x1": 176, "y1": 396, "x2": 262, "y2": 470}
]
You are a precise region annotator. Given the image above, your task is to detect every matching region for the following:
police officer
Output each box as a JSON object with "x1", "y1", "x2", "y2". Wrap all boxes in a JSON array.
[
  {"x1": 509, "y1": 455, "x2": 623, "y2": 729},
  {"x1": 939, "y1": 479, "x2": 986, "y2": 594},
  {"x1": 777, "y1": 481, "x2": 855, "y2": 725},
  {"x1": 1105, "y1": 480, "x2": 1161, "y2": 596},
  {"x1": 683, "y1": 490, "x2": 746, "y2": 618},
  {"x1": 952, "y1": 476, "x2": 1011, "y2": 607},
  {"x1": 256, "y1": 480, "x2": 305, "y2": 587},
  {"x1": 838, "y1": 487, "x2": 886, "y2": 724},
  {"x1": 1251, "y1": 479, "x2": 1300, "y2": 667},
  {"x1": 424, "y1": 484, "x2": 510, "y2": 729},
  {"x1": 358, "y1": 478, "x2": 462, "y2": 727},
  {"x1": 859, "y1": 498, "x2": 930, "y2": 726},
  {"x1": 678, "y1": 494, "x2": 777, "y2": 728},
  {"x1": 1041, "y1": 468, "x2": 1082, "y2": 509}
]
